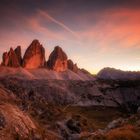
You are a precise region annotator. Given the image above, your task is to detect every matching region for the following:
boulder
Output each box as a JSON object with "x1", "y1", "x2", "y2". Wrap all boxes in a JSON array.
[
  {"x1": 47, "y1": 46, "x2": 68, "y2": 72},
  {"x1": 22, "y1": 39, "x2": 45, "y2": 69}
]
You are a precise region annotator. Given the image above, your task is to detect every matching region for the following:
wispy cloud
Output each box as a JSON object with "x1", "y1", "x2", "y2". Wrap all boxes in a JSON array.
[{"x1": 38, "y1": 10, "x2": 80, "y2": 39}]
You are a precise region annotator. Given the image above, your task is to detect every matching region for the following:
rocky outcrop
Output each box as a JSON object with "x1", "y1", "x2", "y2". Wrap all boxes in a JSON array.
[
  {"x1": 1, "y1": 52, "x2": 9, "y2": 66},
  {"x1": 1, "y1": 77, "x2": 139, "y2": 108},
  {"x1": 47, "y1": 46, "x2": 79, "y2": 72},
  {"x1": 1, "y1": 48, "x2": 21, "y2": 67},
  {"x1": 1, "y1": 39, "x2": 80, "y2": 73},
  {"x1": 14, "y1": 46, "x2": 22, "y2": 65},
  {"x1": 0, "y1": 87, "x2": 44, "y2": 140},
  {"x1": 67, "y1": 59, "x2": 78, "y2": 73},
  {"x1": 47, "y1": 46, "x2": 68, "y2": 72},
  {"x1": 22, "y1": 40, "x2": 45, "y2": 69}
]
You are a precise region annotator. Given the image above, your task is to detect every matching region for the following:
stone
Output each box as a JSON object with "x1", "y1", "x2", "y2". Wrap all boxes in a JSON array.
[
  {"x1": 22, "y1": 39, "x2": 45, "y2": 69},
  {"x1": 106, "y1": 118, "x2": 124, "y2": 130},
  {"x1": 47, "y1": 46, "x2": 68, "y2": 72},
  {"x1": 66, "y1": 119, "x2": 81, "y2": 134}
]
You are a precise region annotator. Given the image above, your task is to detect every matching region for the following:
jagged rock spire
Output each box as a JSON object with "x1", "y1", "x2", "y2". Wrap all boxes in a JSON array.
[
  {"x1": 47, "y1": 46, "x2": 68, "y2": 72},
  {"x1": 1, "y1": 40, "x2": 79, "y2": 73},
  {"x1": 1, "y1": 47, "x2": 21, "y2": 67},
  {"x1": 22, "y1": 39, "x2": 46, "y2": 69}
]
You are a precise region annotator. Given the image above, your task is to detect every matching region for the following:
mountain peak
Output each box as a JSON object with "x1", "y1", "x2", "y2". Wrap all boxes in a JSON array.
[
  {"x1": 9, "y1": 47, "x2": 14, "y2": 52},
  {"x1": 1, "y1": 47, "x2": 21, "y2": 67},
  {"x1": 47, "y1": 46, "x2": 68, "y2": 72},
  {"x1": 22, "y1": 39, "x2": 45, "y2": 69},
  {"x1": 14, "y1": 46, "x2": 22, "y2": 65},
  {"x1": 1, "y1": 39, "x2": 79, "y2": 73},
  {"x1": 30, "y1": 39, "x2": 41, "y2": 46}
]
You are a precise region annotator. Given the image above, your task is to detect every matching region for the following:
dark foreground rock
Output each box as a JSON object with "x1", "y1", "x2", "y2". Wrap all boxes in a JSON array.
[{"x1": 0, "y1": 77, "x2": 140, "y2": 139}]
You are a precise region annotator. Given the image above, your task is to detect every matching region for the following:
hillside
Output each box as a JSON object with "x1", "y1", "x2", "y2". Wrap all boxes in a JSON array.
[{"x1": 0, "y1": 66, "x2": 94, "y2": 81}]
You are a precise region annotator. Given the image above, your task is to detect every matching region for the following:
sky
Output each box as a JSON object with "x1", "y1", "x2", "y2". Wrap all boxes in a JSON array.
[{"x1": 0, "y1": 0, "x2": 140, "y2": 74}]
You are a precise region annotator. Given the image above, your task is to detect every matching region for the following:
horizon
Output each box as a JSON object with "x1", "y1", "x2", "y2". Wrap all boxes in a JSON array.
[
  {"x1": 0, "y1": 0, "x2": 140, "y2": 74},
  {"x1": 0, "y1": 40, "x2": 140, "y2": 75}
]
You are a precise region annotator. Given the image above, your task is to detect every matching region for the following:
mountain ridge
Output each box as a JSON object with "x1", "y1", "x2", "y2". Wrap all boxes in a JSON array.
[
  {"x1": 97, "y1": 67, "x2": 140, "y2": 80},
  {"x1": 1, "y1": 39, "x2": 79, "y2": 73}
]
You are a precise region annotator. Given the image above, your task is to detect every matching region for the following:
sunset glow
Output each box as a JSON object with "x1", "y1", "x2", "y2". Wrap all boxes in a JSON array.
[{"x1": 0, "y1": 0, "x2": 140, "y2": 73}]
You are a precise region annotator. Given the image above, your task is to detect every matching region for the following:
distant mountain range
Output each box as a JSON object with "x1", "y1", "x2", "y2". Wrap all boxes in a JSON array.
[{"x1": 97, "y1": 67, "x2": 140, "y2": 80}]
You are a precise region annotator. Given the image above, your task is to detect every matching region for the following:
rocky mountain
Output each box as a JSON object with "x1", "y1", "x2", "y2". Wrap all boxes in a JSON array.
[
  {"x1": 97, "y1": 67, "x2": 140, "y2": 80},
  {"x1": 46, "y1": 46, "x2": 79, "y2": 72},
  {"x1": 0, "y1": 39, "x2": 83, "y2": 74},
  {"x1": 47, "y1": 46, "x2": 68, "y2": 72},
  {"x1": 0, "y1": 39, "x2": 140, "y2": 139},
  {"x1": 14, "y1": 46, "x2": 22, "y2": 65},
  {"x1": 22, "y1": 40, "x2": 46, "y2": 69},
  {"x1": 0, "y1": 39, "x2": 94, "y2": 80},
  {"x1": 1, "y1": 47, "x2": 21, "y2": 67}
]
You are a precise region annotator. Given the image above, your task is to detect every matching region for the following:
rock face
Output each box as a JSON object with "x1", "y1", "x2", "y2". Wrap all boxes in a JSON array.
[
  {"x1": 47, "y1": 46, "x2": 68, "y2": 72},
  {"x1": 1, "y1": 52, "x2": 9, "y2": 66},
  {"x1": 14, "y1": 46, "x2": 22, "y2": 65},
  {"x1": 67, "y1": 59, "x2": 78, "y2": 73},
  {"x1": 1, "y1": 48, "x2": 21, "y2": 67},
  {"x1": 1, "y1": 77, "x2": 139, "y2": 108},
  {"x1": 1, "y1": 39, "x2": 80, "y2": 73},
  {"x1": 0, "y1": 87, "x2": 42, "y2": 140},
  {"x1": 22, "y1": 40, "x2": 45, "y2": 69}
]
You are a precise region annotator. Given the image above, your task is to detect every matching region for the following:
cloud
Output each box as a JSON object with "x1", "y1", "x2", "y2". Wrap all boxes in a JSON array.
[
  {"x1": 38, "y1": 10, "x2": 80, "y2": 39},
  {"x1": 0, "y1": 1, "x2": 140, "y2": 72},
  {"x1": 77, "y1": 8, "x2": 140, "y2": 54},
  {"x1": 27, "y1": 16, "x2": 64, "y2": 40}
]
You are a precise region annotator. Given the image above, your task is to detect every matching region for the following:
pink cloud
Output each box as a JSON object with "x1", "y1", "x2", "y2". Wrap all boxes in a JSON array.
[{"x1": 77, "y1": 8, "x2": 140, "y2": 53}]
